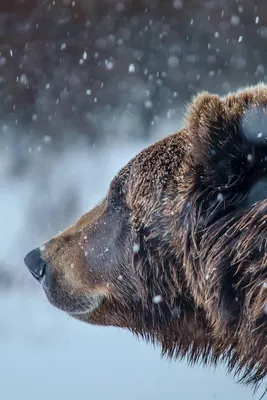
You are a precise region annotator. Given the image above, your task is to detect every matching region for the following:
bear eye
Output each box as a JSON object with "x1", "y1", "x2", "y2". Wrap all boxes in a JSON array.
[
  {"x1": 108, "y1": 166, "x2": 131, "y2": 211},
  {"x1": 108, "y1": 179, "x2": 125, "y2": 211}
]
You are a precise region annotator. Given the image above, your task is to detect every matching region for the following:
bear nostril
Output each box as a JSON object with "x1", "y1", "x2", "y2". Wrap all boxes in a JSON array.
[{"x1": 24, "y1": 247, "x2": 47, "y2": 281}]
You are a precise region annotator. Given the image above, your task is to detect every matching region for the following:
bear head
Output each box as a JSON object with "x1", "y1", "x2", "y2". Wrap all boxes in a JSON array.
[{"x1": 24, "y1": 84, "x2": 267, "y2": 389}]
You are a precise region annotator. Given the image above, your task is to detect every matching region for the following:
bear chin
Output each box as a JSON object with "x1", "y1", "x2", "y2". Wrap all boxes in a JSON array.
[{"x1": 42, "y1": 282, "x2": 104, "y2": 317}]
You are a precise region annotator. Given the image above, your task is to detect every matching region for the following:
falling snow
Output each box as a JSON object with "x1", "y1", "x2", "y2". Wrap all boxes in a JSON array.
[
  {"x1": 152, "y1": 295, "x2": 163, "y2": 304},
  {"x1": 133, "y1": 243, "x2": 140, "y2": 253},
  {"x1": 217, "y1": 193, "x2": 224, "y2": 202},
  {"x1": 231, "y1": 15, "x2": 240, "y2": 26},
  {"x1": 105, "y1": 60, "x2": 114, "y2": 70},
  {"x1": 128, "y1": 64, "x2": 136, "y2": 73},
  {"x1": 173, "y1": 0, "x2": 183, "y2": 9},
  {"x1": 168, "y1": 56, "x2": 179, "y2": 68},
  {"x1": 43, "y1": 135, "x2": 52, "y2": 144}
]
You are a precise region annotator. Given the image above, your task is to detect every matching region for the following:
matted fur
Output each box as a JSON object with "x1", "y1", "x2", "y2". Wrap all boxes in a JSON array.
[{"x1": 25, "y1": 84, "x2": 267, "y2": 394}]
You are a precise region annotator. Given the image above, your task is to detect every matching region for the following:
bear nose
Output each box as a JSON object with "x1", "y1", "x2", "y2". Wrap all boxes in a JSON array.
[{"x1": 24, "y1": 247, "x2": 47, "y2": 281}]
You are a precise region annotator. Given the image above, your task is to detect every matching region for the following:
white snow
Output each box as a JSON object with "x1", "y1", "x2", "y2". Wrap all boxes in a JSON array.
[
  {"x1": 217, "y1": 193, "x2": 224, "y2": 202},
  {"x1": 230, "y1": 15, "x2": 240, "y2": 26},
  {"x1": 133, "y1": 243, "x2": 140, "y2": 253},
  {"x1": 128, "y1": 64, "x2": 136, "y2": 73},
  {"x1": 152, "y1": 295, "x2": 163, "y2": 304}
]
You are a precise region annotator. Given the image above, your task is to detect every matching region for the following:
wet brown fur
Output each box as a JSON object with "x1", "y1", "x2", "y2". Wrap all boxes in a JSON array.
[{"x1": 30, "y1": 84, "x2": 267, "y2": 392}]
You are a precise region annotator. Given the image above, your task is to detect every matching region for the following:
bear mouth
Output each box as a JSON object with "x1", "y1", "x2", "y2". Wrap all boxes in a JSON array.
[{"x1": 40, "y1": 278, "x2": 104, "y2": 316}]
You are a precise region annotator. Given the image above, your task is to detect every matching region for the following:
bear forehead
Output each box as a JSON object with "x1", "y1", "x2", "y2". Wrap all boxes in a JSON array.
[{"x1": 124, "y1": 131, "x2": 190, "y2": 204}]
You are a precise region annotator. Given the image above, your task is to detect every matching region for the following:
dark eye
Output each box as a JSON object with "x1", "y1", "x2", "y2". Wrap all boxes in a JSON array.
[
  {"x1": 108, "y1": 178, "x2": 125, "y2": 211},
  {"x1": 108, "y1": 164, "x2": 131, "y2": 211}
]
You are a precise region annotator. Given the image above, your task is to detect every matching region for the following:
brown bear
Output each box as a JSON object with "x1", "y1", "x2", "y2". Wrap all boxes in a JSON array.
[{"x1": 24, "y1": 84, "x2": 267, "y2": 392}]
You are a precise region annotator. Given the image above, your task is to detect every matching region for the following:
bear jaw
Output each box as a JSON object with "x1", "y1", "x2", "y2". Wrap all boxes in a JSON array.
[{"x1": 67, "y1": 293, "x2": 104, "y2": 317}]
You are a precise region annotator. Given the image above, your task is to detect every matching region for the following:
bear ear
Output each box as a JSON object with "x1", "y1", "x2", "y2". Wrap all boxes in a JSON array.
[
  {"x1": 185, "y1": 84, "x2": 267, "y2": 146},
  {"x1": 184, "y1": 92, "x2": 226, "y2": 162},
  {"x1": 185, "y1": 92, "x2": 224, "y2": 142},
  {"x1": 184, "y1": 85, "x2": 267, "y2": 163}
]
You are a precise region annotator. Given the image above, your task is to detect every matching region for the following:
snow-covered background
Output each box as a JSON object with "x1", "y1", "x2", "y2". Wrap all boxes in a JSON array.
[{"x1": 0, "y1": 0, "x2": 266, "y2": 399}]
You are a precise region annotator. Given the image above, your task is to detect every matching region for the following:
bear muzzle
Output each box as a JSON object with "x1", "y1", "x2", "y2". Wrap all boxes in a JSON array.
[{"x1": 24, "y1": 244, "x2": 106, "y2": 317}]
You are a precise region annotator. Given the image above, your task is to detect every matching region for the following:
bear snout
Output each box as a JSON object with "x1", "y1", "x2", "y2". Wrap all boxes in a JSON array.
[{"x1": 24, "y1": 247, "x2": 47, "y2": 281}]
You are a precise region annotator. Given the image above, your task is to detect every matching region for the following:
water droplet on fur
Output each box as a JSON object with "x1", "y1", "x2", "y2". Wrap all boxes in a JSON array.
[
  {"x1": 263, "y1": 282, "x2": 267, "y2": 289},
  {"x1": 217, "y1": 193, "x2": 224, "y2": 202},
  {"x1": 247, "y1": 154, "x2": 253, "y2": 162},
  {"x1": 264, "y1": 304, "x2": 267, "y2": 314},
  {"x1": 185, "y1": 201, "x2": 191, "y2": 209},
  {"x1": 118, "y1": 275, "x2": 123, "y2": 280},
  {"x1": 133, "y1": 243, "x2": 140, "y2": 253},
  {"x1": 152, "y1": 295, "x2": 162, "y2": 304},
  {"x1": 172, "y1": 307, "x2": 181, "y2": 317}
]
